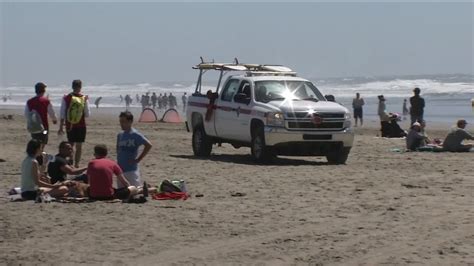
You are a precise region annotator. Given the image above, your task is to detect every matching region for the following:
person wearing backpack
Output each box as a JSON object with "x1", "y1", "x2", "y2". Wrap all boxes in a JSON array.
[
  {"x1": 58, "y1": 79, "x2": 90, "y2": 168},
  {"x1": 25, "y1": 82, "x2": 57, "y2": 149}
]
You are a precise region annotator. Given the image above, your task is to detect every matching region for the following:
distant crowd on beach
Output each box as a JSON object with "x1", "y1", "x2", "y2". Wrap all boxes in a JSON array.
[
  {"x1": 351, "y1": 88, "x2": 473, "y2": 152},
  {"x1": 90, "y1": 92, "x2": 188, "y2": 113},
  {"x1": 21, "y1": 80, "x2": 157, "y2": 202},
  {"x1": 117, "y1": 92, "x2": 187, "y2": 112}
]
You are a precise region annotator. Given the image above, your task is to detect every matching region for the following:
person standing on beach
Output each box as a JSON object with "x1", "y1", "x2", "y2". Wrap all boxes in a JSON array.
[
  {"x1": 377, "y1": 95, "x2": 390, "y2": 137},
  {"x1": 352, "y1": 92, "x2": 365, "y2": 127},
  {"x1": 25, "y1": 82, "x2": 57, "y2": 149},
  {"x1": 182, "y1": 92, "x2": 187, "y2": 112},
  {"x1": 58, "y1": 79, "x2": 90, "y2": 168},
  {"x1": 169, "y1": 93, "x2": 177, "y2": 109},
  {"x1": 158, "y1": 93, "x2": 163, "y2": 109},
  {"x1": 410, "y1": 87, "x2": 425, "y2": 125},
  {"x1": 151, "y1": 92, "x2": 157, "y2": 109},
  {"x1": 125, "y1": 94, "x2": 132, "y2": 110},
  {"x1": 162, "y1": 93, "x2": 168, "y2": 109},
  {"x1": 402, "y1": 99, "x2": 409, "y2": 120},
  {"x1": 116, "y1": 111, "x2": 152, "y2": 187}
]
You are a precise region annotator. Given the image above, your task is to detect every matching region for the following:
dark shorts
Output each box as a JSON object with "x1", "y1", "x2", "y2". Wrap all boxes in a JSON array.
[
  {"x1": 88, "y1": 187, "x2": 130, "y2": 201},
  {"x1": 21, "y1": 190, "x2": 38, "y2": 200},
  {"x1": 31, "y1": 131, "x2": 49, "y2": 144},
  {"x1": 353, "y1": 108, "x2": 363, "y2": 119},
  {"x1": 67, "y1": 127, "x2": 86, "y2": 143}
]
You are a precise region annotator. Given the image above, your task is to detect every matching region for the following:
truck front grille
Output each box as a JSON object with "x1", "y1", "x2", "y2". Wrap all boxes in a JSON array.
[
  {"x1": 286, "y1": 112, "x2": 345, "y2": 119},
  {"x1": 287, "y1": 121, "x2": 344, "y2": 130},
  {"x1": 285, "y1": 112, "x2": 346, "y2": 131}
]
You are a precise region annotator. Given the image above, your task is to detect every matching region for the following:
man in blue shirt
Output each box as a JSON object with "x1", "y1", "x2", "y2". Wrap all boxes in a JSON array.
[{"x1": 116, "y1": 111, "x2": 153, "y2": 187}]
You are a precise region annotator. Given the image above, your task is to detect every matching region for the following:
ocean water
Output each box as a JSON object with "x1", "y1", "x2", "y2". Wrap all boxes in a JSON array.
[{"x1": 1, "y1": 74, "x2": 473, "y2": 124}]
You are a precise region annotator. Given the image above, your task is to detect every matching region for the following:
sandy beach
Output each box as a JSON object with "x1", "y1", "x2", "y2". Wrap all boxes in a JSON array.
[{"x1": 0, "y1": 109, "x2": 473, "y2": 265}]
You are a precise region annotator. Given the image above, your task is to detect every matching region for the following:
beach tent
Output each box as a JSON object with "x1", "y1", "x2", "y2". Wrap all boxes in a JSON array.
[
  {"x1": 138, "y1": 108, "x2": 158, "y2": 123},
  {"x1": 160, "y1": 108, "x2": 182, "y2": 123}
]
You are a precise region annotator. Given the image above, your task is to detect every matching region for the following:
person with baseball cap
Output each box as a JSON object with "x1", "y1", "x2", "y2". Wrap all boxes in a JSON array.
[
  {"x1": 443, "y1": 119, "x2": 473, "y2": 152},
  {"x1": 406, "y1": 121, "x2": 427, "y2": 151}
]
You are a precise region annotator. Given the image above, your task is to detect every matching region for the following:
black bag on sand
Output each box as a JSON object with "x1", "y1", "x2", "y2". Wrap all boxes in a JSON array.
[{"x1": 159, "y1": 180, "x2": 182, "y2": 193}]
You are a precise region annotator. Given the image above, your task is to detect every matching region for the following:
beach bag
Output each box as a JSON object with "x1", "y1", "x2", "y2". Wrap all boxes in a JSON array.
[
  {"x1": 27, "y1": 109, "x2": 44, "y2": 133},
  {"x1": 159, "y1": 179, "x2": 182, "y2": 193},
  {"x1": 67, "y1": 95, "x2": 85, "y2": 124}
]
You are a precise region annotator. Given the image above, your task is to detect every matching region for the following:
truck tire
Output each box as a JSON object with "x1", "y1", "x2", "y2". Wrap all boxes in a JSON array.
[
  {"x1": 251, "y1": 127, "x2": 274, "y2": 163},
  {"x1": 192, "y1": 125, "x2": 212, "y2": 157},
  {"x1": 326, "y1": 147, "x2": 351, "y2": 164}
]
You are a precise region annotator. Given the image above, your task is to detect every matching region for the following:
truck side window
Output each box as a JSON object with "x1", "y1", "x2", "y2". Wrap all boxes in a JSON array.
[
  {"x1": 237, "y1": 81, "x2": 251, "y2": 99},
  {"x1": 221, "y1": 79, "x2": 240, "y2": 102}
]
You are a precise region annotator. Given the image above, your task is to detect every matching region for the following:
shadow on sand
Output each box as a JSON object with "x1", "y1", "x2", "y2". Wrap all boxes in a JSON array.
[{"x1": 169, "y1": 154, "x2": 331, "y2": 166}]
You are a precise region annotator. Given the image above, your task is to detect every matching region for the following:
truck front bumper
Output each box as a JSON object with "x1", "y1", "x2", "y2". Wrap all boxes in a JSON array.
[{"x1": 264, "y1": 126, "x2": 354, "y2": 147}]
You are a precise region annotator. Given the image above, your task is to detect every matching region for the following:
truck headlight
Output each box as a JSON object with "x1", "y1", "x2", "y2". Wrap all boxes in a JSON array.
[
  {"x1": 343, "y1": 112, "x2": 352, "y2": 128},
  {"x1": 266, "y1": 112, "x2": 285, "y2": 127}
]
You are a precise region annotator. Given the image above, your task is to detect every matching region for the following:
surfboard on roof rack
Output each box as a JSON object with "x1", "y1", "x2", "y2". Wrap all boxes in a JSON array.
[{"x1": 192, "y1": 57, "x2": 297, "y2": 95}]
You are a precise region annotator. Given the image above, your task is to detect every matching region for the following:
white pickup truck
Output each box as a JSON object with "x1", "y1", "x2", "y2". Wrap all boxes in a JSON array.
[{"x1": 185, "y1": 61, "x2": 354, "y2": 164}]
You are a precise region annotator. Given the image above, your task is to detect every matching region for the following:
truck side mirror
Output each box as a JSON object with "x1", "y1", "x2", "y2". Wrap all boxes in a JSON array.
[{"x1": 234, "y1": 93, "x2": 250, "y2": 105}]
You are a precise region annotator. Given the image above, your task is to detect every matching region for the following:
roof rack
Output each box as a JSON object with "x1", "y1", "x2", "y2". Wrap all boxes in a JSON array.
[
  {"x1": 193, "y1": 57, "x2": 297, "y2": 94},
  {"x1": 193, "y1": 57, "x2": 295, "y2": 73},
  {"x1": 245, "y1": 71, "x2": 297, "y2": 77}
]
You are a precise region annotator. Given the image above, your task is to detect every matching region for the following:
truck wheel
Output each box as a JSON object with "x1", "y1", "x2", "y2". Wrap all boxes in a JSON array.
[
  {"x1": 251, "y1": 127, "x2": 274, "y2": 163},
  {"x1": 192, "y1": 125, "x2": 212, "y2": 157},
  {"x1": 326, "y1": 147, "x2": 351, "y2": 164}
]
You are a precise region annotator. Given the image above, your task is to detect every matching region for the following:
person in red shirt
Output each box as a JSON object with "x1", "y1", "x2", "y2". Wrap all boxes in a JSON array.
[
  {"x1": 87, "y1": 144, "x2": 138, "y2": 200},
  {"x1": 58, "y1": 79, "x2": 90, "y2": 168},
  {"x1": 25, "y1": 82, "x2": 57, "y2": 149}
]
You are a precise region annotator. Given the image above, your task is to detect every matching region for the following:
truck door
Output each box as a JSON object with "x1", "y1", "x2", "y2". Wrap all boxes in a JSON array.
[
  {"x1": 231, "y1": 81, "x2": 253, "y2": 142},
  {"x1": 214, "y1": 79, "x2": 240, "y2": 138}
]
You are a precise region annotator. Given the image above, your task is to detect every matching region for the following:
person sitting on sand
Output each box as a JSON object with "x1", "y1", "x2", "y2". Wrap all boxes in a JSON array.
[
  {"x1": 442, "y1": 119, "x2": 474, "y2": 152},
  {"x1": 387, "y1": 113, "x2": 407, "y2": 138},
  {"x1": 87, "y1": 144, "x2": 139, "y2": 200},
  {"x1": 47, "y1": 141, "x2": 88, "y2": 184},
  {"x1": 406, "y1": 122, "x2": 427, "y2": 151},
  {"x1": 20, "y1": 139, "x2": 70, "y2": 200}
]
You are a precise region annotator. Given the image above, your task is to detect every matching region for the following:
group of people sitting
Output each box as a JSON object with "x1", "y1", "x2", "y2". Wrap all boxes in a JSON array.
[
  {"x1": 20, "y1": 111, "x2": 156, "y2": 202},
  {"x1": 405, "y1": 119, "x2": 473, "y2": 152},
  {"x1": 20, "y1": 139, "x2": 153, "y2": 201}
]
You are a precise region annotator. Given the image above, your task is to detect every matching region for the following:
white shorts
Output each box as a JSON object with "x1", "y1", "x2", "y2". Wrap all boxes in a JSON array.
[{"x1": 119, "y1": 170, "x2": 141, "y2": 188}]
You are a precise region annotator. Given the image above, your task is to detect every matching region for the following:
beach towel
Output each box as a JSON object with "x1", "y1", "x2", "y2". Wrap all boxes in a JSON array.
[{"x1": 152, "y1": 192, "x2": 189, "y2": 200}]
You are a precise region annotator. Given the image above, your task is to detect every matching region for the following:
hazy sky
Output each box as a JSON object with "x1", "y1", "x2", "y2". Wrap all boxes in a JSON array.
[{"x1": 1, "y1": 1, "x2": 473, "y2": 86}]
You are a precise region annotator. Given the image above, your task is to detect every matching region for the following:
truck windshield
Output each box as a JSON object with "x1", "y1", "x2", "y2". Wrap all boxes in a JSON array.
[{"x1": 254, "y1": 80, "x2": 326, "y2": 103}]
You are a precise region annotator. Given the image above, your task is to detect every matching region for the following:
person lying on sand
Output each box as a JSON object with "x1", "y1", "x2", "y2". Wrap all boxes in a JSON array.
[{"x1": 20, "y1": 139, "x2": 70, "y2": 200}]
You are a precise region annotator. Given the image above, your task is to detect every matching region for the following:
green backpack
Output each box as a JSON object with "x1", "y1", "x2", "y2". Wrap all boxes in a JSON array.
[{"x1": 67, "y1": 95, "x2": 85, "y2": 124}]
